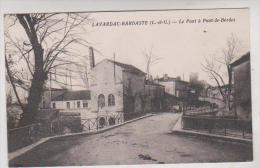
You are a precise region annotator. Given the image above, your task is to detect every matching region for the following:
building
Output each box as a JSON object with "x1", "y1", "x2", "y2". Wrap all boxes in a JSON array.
[
  {"x1": 50, "y1": 90, "x2": 92, "y2": 119},
  {"x1": 155, "y1": 74, "x2": 190, "y2": 111},
  {"x1": 230, "y1": 52, "x2": 251, "y2": 120},
  {"x1": 89, "y1": 57, "x2": 146, "y2": 126},
  {"x1": 39, "y1": 88, "x2": 68, "y2": 109},
  {"x1": 144, "y1": 80, "x2": 165, "y2": 112},
  {"x1": 156, "y1": 74, "x2": 190, "y2": 99}
]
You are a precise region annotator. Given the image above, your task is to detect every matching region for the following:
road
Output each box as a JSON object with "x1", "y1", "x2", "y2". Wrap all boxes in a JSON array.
[{"x1": 10, "y1": 113, "x2": 252, "y2": 167}]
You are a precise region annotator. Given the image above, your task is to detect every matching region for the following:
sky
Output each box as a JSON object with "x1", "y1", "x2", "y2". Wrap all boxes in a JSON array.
[
  {"x1": 5, "y1": 8, "x2": 250, "y2": 92},
  {"x1": 80, "y1": 8, "x2": 250, "y2": 86}
]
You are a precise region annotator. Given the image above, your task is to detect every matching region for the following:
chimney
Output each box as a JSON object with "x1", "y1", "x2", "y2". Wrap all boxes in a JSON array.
[{"x1": 89, "y1": 46, "x2": 95, "y2": 69}]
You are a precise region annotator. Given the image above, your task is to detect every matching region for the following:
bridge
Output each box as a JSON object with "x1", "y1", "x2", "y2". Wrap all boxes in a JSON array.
[{"x1": 10, "y1": 112, "x2": 252, "y2": 167}]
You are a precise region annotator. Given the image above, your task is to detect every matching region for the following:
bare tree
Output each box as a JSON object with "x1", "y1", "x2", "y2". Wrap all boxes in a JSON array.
[
  {"x1": 76, "y1": 53, "x2": 90, "y2": 89},
  {"x1": 5, "y1": 53, "x2": 26, "y2": 113},
  {"x1": 142, "y1": 47, "x2": 161, "y2": 80},
  {"x1": 202, "y1": 34, "x2": 241, "y2": 113},
  {"x1": 5, "y1": 13, "x2": 91, "y2": 125}
]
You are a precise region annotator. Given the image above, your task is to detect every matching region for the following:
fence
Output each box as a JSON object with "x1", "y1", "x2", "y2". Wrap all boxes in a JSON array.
[
  {"x1": 8, "y1": 123, "x2": 54, "y2": 152},
  {"x1": 81, "y1": 111, "x2": 145, "y2": 132},
  {"x1": 8, "y1": 112, "x2": 81, "y2": 152},
  {"x1": 8, "y1": 111, "x2": 147, "y2": 152},
  {"x1": 81, "y1": 118, "x2": 99, "y2": 132},
  {"x1": 182, "y1": 115, "x2": 252, "y2": 139}
]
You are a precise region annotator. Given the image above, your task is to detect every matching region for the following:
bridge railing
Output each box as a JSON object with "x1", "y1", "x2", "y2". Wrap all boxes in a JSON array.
[
  {"x1": 81, "y1": 111, "x2": 146, "y2": 132},
  {"x1": 182, "y1": 115, "x2": 252, "y2": 139},
  {"x1": 8, "y1": 122, "x2": 58, "y2": 152},
  {"x1": 8, "y1": 111, "x2": 147, "y2": 152}
]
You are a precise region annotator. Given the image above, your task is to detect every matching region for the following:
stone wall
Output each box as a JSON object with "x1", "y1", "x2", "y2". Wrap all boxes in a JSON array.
[{"x1": 122, "y1": 71, "x2": 145, "y2": 113}]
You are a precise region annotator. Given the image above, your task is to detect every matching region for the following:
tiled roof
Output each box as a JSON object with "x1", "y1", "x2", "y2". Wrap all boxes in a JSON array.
[
  {"x1": 52, "y1": 90, "x2": 91, "y2": 101},
  {"x1": 107, "y1": 59, "x2": 146, "y2": 75}
]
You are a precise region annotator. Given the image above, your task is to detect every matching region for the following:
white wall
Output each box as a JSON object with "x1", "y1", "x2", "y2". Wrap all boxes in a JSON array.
[
  {"x1": 158, "y1": 81, "x2": 176, "y2": 96},
  {"x1": 51, "y1": 99, "x2": 90, "y2": 109},
  {"x1": 89, "y1": 60, "x2": 124, "y2": 113},
  {"x1": 51, "y1": 99, "x2": 92, "y2": 119}
]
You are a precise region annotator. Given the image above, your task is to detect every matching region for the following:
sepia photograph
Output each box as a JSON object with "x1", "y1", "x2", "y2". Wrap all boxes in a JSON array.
[{"x1": 3, "y1": 7, "x2": 253, "y2": 167}]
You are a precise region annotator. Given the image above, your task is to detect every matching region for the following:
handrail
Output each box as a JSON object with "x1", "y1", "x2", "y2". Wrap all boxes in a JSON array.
[
  {"x1": 182, "y1": 115, "x2": 252, "y2": 138},
  {"x1": 182, "y1": 115, "x2": 251, "y2": 122},
  {"x1": 8, "y1": 123, "x2": 40, "y2": 133}
]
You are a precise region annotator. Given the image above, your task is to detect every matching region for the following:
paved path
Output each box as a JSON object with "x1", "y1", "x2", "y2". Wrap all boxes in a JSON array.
[{"x1": 10, "y1": 113, "x2": 252, "y2": 167}]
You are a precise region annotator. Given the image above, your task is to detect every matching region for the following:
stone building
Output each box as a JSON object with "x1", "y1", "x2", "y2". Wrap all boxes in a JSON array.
[
  {"x1": 50, "y1": 90, "x2": 91, "y2": 118},
  {"x1": 89, "y1": 58, "x2": 146, "y2": 126},
  {"x1": 39, "y1": 88, "x2": 67, "y2": 109},
  {"x1": 40, "y1": 89, "x2": 92, "y2": 122},
  {"x1": 156, "y1": 74, "x2": 190, "y2": 99},
  {"x1": 154, "y1": 74, "x2": 191, "y2": 111},
  {"x1": 230, "y1": 52, "x2": 251, "y2": 120},
  {"x1": 144, "y1": 80, "x2": 165, "y2": 112}
]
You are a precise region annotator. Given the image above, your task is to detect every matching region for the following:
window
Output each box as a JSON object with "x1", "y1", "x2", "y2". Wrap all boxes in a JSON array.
[
  {"x1": 98, "y1": 94, "x2": 105, "y2": 108},
  {"x1": 66, "y1": 102, "x2": 70, "y2": 109},
  {"x1": 83, "y1": 102, "x2": 88, "y2": 108},
  {"x1": 52, "y1": 102, "x2": 56, "y2": 109},
  {"x1": 108, "y1": 94, "x2": 115, "y2": 106},
  {"x1": 77, "y1": 101, "x2": 81, "y2": 108}
]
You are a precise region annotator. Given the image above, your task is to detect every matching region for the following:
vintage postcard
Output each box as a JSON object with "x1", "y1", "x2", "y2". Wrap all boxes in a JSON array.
[{"x1": 3, "y1": 7, "x2": 254, "y2": 167}]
